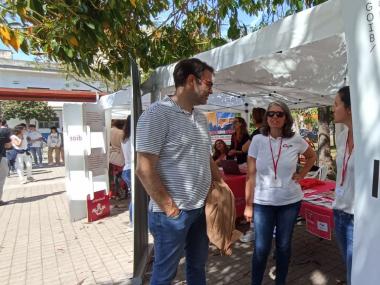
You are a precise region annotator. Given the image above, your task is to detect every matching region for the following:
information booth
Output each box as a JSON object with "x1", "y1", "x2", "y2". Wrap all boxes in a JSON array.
[{"x1": 139, "y1": 0, "x2": 380, "y2": 284}]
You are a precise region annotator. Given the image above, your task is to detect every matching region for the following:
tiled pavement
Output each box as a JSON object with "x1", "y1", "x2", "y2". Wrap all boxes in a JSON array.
[
  {"x1": 0, "y1": 166, "x2": 134, "y2": 285},
  {"x1": 0, "y1": 166, "x2": 345, "y2": 285},
  {"x1": 168, "y1": 224, "x2": 346, "y2": 285}
]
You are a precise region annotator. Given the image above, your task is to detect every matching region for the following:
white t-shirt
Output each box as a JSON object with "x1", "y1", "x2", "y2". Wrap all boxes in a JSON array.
[
  {"x1": 333, "y1": 127, "x2": 355, "y2": 214},
  {"x1": 248, "y1": 133, "x2": 309, "y2": 206},
  {"x1": 121, "y1": 138, "x2": 132, "y2": 171},
  {"x1": 27, "y1": 131, "x2": 43, "y2": 147},
  {"x1": 47, "y1": 133, "x2": 61, "y2": 148},
  {"x1": 11, "y1": 134, "x2": 28, "y2": 150}
]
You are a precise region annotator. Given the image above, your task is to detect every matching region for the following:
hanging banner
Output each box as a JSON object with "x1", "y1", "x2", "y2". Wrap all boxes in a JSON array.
[{"x1": 206, "y1": 112, "x2": 239, "y2": 135}]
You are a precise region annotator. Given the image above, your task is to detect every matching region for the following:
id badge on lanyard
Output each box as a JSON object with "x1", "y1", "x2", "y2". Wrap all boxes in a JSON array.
[
  {"x1": 337, "y1": 135, "x2": 353, "y2": 196},
  {"x1": 269, "y1": 176, "x2": 283, "y2": 188},
  {"x1": 267, "y1": 136, "x2": 283, "y2": 188},
  {"x1": 335, "y1": 184, "x2": 345, "y2": 197}
]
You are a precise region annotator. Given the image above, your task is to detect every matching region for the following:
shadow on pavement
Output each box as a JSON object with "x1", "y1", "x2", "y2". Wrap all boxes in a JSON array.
[
  {"x1": 33, "y1": 176, "x2": 65, "y2": 183},
  {"x1": 7, "y1": 190, "x2": 65, "y2": 204},
  {"x1": 31, "y1": 170, "x2": 53, "y2": 175}
]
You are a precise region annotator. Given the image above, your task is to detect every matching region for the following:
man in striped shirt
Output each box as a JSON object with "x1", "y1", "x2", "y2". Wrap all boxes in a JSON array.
[{"x1": 136, "y1": 58, "x2": 226, "y2": 285}]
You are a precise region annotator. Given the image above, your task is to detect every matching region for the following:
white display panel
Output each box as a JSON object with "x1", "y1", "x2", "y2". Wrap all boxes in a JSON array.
[
  {"x1": 343, "y1": 1, "x2": 380, "y2": 284},
  {"x1": 63, "y1": 103, "x2": 108, "y2": 221}
]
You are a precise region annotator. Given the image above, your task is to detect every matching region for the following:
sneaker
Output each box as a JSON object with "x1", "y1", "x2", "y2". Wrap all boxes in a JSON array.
[
  {"x1": 240, "y1": 229, "x2": 254, "y2": 243},
  {"x1": 0, "y1": 200, "x2": 8, "y2": 206},
  {"x1": 39, "y1": 163, "x2": 43, "y2": 168},
  {"x1": 27, "y1": 177, "x2": 35, "y2": 182}
]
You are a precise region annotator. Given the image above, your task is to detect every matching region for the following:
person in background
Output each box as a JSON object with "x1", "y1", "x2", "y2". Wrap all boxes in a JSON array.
[
  {"x1": 27, "y1": 124, "x2": 44, "y2": 167},
  {"x1": 0, "y1": 119, "x2": 12, "y2": 205},
  {"x1": 332, "y1": 86, "x2": 354, "y2": 285},
  {"x1": 244, "y1": 101, "x2": 316, "y2": 285},
  {"x1": 11, "y1": 125, "x2": 34, "y2": 184},
  {"x1": 59, "y1": 127, "x2": 65, "y2": 164},
  {"x1": 47, "y1": 127, "x2": 61, "y2": 166},
  {"x1": 60, "y1": 127, "x2": 65, "y2": 165},
  {"x1": 240, "y1": 107, "x2": 266, "y2": 243},
  {"x1": 6, "y1": 147, "x2": 17, "y2": 175},
  {"x1": 228, "y1": 117, "x2": 250, "y2": 164},
  {"x1": 109, "y1": 120, "x2": 125, "y2": 168},
  {"x1": 212, "y1": 139, "x2": 229, "y2": 166},
  {"x1": 136, "y1": 58, "x2": 226, "y2": 285},
  {"x1": 121, "y1": 116, "x2": 133, "y2": 224},
  {"x1": 2, "y1": 120, "x2": 16, "y2": 175},
  {"x1": 109, "y1": 119, "x2": 125, "y2": 198},
  {"x1": 242, "y1": 107, "x2": 266, "y2": 153}
]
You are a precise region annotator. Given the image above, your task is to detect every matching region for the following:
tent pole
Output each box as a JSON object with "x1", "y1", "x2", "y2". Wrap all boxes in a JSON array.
[{"x1": 130, "y1": 57, "x2": 150, "y2": 284}]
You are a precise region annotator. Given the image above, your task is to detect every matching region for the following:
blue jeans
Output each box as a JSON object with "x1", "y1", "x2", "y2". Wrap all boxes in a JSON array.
[
  {"x1": 148, "y1": 207, "x2": 209, "y2": 285},
  {"x1": 30, "y1": 147, "x2": 42, "y2": 164},
  {"x1": 252, "y1": 201, "x2": 301, "y2": 285},
  {"x1": 121, "y1": 169, "x2": 132, "y2": 224},
  {"x1": 333, "y1": 209, "x2": 353, "y2": 285}
]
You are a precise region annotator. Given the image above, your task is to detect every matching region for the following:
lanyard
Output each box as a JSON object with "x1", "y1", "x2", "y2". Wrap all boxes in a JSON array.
[
  {"x1": 340, "y1": 136, "x2": 353, "y2": 186},
  {"x1": 269, "y1": 136, "x2": 283, "y2": 179}
]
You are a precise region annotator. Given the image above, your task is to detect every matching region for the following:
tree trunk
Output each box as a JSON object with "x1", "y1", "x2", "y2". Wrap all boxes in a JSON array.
[
  {"x1": 25, "y1": 119, "x2": 30, "y2": 128},
  {"x1": 317, "y1": 107, "x2": 336, "y2": 180}
]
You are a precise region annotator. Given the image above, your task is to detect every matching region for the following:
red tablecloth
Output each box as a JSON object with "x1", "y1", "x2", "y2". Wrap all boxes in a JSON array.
[
  {"x1": 299, "y1": 179, "x2": 336, "y2": 240},
  {"x1": 222, "y1": 173, "x2": 246, "y2": 218}
]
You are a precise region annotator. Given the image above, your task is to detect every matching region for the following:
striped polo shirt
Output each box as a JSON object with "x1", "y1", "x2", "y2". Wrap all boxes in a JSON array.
[{"x1": 136, "y1": 96, "x2": 212, "y2": 212}]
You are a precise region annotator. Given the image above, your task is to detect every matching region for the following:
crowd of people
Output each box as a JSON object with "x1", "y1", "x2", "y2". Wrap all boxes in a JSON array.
[
  {"x1": 135, "y1": 58, "x2": 354, "y2": 285},
  {"x1": 0, "y1": 122, "x2": 65, "y2": 186}
]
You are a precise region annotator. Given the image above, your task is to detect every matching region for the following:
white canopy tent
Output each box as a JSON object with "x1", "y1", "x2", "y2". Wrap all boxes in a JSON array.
[
  {"x1": 135, "y1": 0, "x2": 380, "y2": 284},
  {"x1": 142, "y1": 0, "x2": 346, "y2": 111},
  {"x1": 99, "y1": 88, "x2": 151, "y2": 119}
]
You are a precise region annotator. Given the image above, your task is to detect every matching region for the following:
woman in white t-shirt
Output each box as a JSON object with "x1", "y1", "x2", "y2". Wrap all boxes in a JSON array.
[
  {"x1": 244, "y1": 101, "x2": 316, "y2": 285},
  {"x1": 332, "y1": 86, "x2": 354, "y2": 285},
  {"x1": 47, "y1": 127, "x2": 61, "y2": 165},
  {"x1": 10, "y1": 125, "x2": 34, "y2": 183},
  {"x1": 121, "y1": 116, "x2": 133, "y2": 224}
]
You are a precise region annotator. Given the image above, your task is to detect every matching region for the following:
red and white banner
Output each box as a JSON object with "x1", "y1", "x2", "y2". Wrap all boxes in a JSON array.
[
  {"x1": 304, "y1": 208, "x2": 333, "y2": 240},
  {"x1": 87, "y1": 190, "x2": 110, "y2": 222}
]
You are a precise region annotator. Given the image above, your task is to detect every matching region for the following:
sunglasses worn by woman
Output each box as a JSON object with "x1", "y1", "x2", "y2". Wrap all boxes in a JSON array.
[{"x1": 267, "y1": 111, "x2": 285, "y2": 118}]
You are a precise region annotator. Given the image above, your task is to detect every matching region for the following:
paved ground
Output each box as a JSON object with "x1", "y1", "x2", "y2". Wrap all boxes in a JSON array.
[
  {"x1": 166, "y1": 224, "x2": 346, "y2": 285},
  {"x1": 0, "y1": 166, "x2": 134, "y2": 285},
  {"x1": 0, "y1": 166, "x2": 345, "y2": 285}
]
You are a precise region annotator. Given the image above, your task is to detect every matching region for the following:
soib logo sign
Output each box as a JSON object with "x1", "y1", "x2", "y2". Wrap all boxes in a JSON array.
[{"x1": 365, "y1": 1, "x2": 379, "y2": 52}]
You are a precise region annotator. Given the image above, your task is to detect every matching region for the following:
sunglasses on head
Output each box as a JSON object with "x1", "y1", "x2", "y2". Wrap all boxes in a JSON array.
[{"x1": 267, "y1": 111, "x2": 285, "y2": 118}]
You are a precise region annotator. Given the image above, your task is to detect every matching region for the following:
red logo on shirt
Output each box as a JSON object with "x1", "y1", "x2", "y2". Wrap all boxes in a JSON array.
[{"x1": 282, "y1": 144, "x2": 293, "y2": 149}]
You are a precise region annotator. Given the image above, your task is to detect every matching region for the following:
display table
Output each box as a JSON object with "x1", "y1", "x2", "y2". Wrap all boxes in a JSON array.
[
  {"x1": 299, "y1": 179, "x2": 336, "y2": 240},
  {"x1": 221, "y1": 173, "x2": 246, "y2": 218}
]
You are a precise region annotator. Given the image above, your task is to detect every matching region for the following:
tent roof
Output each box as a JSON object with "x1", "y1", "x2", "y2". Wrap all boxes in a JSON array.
[
  {"x1": 141, "y1": 0, "x2": 346, "y2": 111},
  {"x1": 99, "y1": 88, "x2": 151, "y2": 109}
]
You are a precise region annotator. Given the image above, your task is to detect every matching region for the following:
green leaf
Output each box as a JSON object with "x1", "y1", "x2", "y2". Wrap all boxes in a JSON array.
[
  {"x1": 19, "y1": 38, "x2": 29, "y2": 54},
  {"x1": 85, "y1": 22, "x2": 95, "y2": 30}
]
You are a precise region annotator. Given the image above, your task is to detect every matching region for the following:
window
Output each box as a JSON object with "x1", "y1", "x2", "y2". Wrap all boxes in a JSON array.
[{"x1": 38, "y1": 117, "x2": 60, "y2": 129}]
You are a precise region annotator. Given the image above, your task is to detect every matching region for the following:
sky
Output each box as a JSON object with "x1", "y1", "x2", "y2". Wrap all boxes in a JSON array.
[{"x1": 0, "y1": 41, "x2": 34, "y2": 61}]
